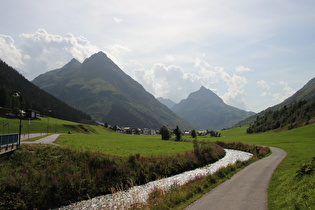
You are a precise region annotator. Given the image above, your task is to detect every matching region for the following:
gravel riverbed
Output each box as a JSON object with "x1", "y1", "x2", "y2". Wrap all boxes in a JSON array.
[{"x1": 58, "y1": 149, "x2": 253, "y2": 210}]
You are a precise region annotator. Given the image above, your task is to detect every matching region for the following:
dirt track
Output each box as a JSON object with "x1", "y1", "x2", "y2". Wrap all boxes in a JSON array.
[{"x1": 185, "y1": 147, "x2": 286, "y2": 210}]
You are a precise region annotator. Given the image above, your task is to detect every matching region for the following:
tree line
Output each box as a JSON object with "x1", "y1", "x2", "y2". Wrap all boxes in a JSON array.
[{"x1": 160, "y1": 125, "x2": 221, "y2": 140}]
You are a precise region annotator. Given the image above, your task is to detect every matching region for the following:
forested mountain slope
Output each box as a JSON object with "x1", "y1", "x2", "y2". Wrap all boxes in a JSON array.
[
  {"x1": 0, "y1": 59, "x2": 91, "y2": 122},
  {"x1": 247, "y1": 99, "x2": 315, "y2": 133}
]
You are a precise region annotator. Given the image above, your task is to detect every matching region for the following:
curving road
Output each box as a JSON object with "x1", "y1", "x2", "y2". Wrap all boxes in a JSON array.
[{"x1": 185, "y1": 147, "x2": 286, "y2": 210}]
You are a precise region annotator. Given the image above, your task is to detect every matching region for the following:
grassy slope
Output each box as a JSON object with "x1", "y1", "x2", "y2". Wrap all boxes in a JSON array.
[
  {"x1": 217, "y1": 124, "x2": 315, "y2": 209},
  {"x1": 0, "y1": 117, "x2": 80, "y2": 134}
]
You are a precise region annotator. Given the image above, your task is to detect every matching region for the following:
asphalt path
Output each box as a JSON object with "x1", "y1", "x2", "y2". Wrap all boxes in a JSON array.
[
  {"x1": 185, "y1": 147, "x2": 286, "y2": 210},
  {"x1": 21, "y1": 134, "x2": 60, "y2": 145},
  {"x1": 20, "y1": 133, "x2": 46, "y2": 141}
]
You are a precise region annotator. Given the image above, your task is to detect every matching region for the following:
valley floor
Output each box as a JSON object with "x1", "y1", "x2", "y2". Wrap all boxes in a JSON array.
[{"x1": 57, "y1": 149, "x2": 253, "y2": 209}]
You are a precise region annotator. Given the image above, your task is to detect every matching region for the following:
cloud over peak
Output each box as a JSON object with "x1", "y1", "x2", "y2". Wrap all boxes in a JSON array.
[
  {"x1": 0, "y1": 34, "x2": 24, "y2": 68},
  {"x1": 0, "y1": 29, "x2": 100, "y2": 79},
  {"x1": 133, "y1": 56, "x2": 250, "y2": 110}
]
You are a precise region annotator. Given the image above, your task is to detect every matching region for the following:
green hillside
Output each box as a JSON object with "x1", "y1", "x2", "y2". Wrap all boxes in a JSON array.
[{"x1": 246, "y1": 99, "x2": 315, "y2": 133}]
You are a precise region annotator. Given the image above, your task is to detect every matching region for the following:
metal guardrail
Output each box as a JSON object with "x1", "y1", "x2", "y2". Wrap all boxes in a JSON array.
[
  {"x1": 0, "y1": 134, "x2": 19, "y2": 146},
  {"x1": 0, "y1": 134, "x2": 19, "y2": 154}
]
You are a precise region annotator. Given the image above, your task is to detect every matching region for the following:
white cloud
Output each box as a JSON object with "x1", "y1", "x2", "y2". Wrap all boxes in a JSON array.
[
  {"x1": 220, "y1": 74, "x2": 248, "y2": 110},
  {"x1": 257, "y1": 80, "x2": 295, "y2": 103},
  {"x1": 64, "y1": 33, "x2": 100, "y2": 61},
  {"x1": 15, "y1": 29, "x2": 100, "y2": 79},
  {"x1": 113, "y1": 17, "x2": 123, "y2": 23},
  {"x1": 106, "y1": 43, "x2": 131, "y2": 69},
  {"x1": 235, "y1": 66, "x2": 251, "y2": 72},
  {"x1": 257, "y1": 80, "x2": 270, "y2": 89},
  {"x1": 272, "y1": 81, "x2": 295, "y2": 102},
  {"x1": 134, "y1": 64, "x2": 200, "y2": 102},
  {"x1": 0, "y1": 35, "x2": 24, "y2": 69},
  {"x1": 277, "y1": 81, "x2": 295, "y2": 100},
  {"x1": 133, "y1": 56, "x2": 249, "y2": 110}
]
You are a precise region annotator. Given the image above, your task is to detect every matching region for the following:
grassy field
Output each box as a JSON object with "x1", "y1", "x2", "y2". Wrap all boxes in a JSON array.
[
  {"x1": 1, "y1": 116, "x2": 314, "y2": 209},
  {"x1": 56, "y1": 132, "x2": 193, "y2": 156}
]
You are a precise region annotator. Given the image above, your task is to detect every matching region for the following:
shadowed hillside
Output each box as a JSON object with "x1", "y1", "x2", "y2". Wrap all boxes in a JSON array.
[{"x1": 0, "y1": 59, "x2": 91, "y2": 123}]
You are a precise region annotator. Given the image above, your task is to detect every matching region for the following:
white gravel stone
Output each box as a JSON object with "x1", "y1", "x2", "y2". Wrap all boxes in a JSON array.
[{"x1": 57, "y1": 149, "x2": 253, "y2": 210}]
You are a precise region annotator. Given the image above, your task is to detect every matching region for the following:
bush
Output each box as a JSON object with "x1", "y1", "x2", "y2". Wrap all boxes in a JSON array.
[
  {"x1": 160, "y1": 125, "x2": 171, "y2": 140},
  {"x1": 296, "y1": 157, "x2": 315, "y2": 177}
]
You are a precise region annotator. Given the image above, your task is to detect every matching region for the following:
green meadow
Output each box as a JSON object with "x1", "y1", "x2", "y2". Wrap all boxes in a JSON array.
[
  {"x1": 56, "y1": 132, "x2": 193, "y2": 156},
  {"x1": 1, "y1": 116, "x2": 314, "y2": 209}
]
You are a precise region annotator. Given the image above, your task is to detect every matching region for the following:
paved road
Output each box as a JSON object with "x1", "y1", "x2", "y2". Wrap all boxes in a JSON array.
[
  {"x1": 185, "y1": 147, "x2": 286, "y2": 210},
  {"x1": 22, "y1": 134, "x2": 60, "y2": 145},
  {"x1": 20, "y1": 133, "x2": 46, "y2": 141}
]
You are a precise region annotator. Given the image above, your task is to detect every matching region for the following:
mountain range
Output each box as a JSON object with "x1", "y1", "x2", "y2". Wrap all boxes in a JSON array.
[
  {"x1": 33, "y1": 52, "x2": 192, "y2": 129},
  {"x1": 157, "y1": 97, "x2": 176, "y2": 109},
  {"x1": 170, "y1": 86, "x2": 255, "y2": 130},
  {"x1": 2, "y1": 51, "x2": 314, "y2": 131}
]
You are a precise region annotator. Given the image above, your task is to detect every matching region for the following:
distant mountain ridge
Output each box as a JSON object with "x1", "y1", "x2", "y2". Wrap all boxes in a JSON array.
[
  {"x1": 33, "y1": 52, "x2": 192, "y2": 129},
  {"x1": 157, "y1": 97, "x2": 176, "y2": 109},
  {"x1": 171, "y1": 86, "x2": 255, "y2": 130},
  {"x1": 0, "y1": 59, "x2": 91, "y2": 122},
  {"x1": 235, "y1": 76, "x2": 315, "y2": 127}
]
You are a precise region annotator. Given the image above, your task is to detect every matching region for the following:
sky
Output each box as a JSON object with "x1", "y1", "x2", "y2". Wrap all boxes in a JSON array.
[{"x1": 1, "y1": 0, "x2": 315, "y2": 113}]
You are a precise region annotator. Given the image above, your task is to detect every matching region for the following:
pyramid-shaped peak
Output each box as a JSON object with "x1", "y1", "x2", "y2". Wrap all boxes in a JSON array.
[
  {"x1": 63, "y1": 58, "x2": 81, "y2": 68},
  {"x1": 188, "y1": 86, "x2": 224, "y2": 104},
  {"x1": 92, "y1": 51, "x2": 108, "y2": 58},
  {"x1": 199, "y1": 86, "x2": 208, "y2": 91},
  {"x1": 83, "y1": 51, "x2": 112, "y2": 64},
  {"x1": 196, "y1": 86, "x2": 216, "y2": 95},
  {"x1": 69, "y1": 58, "x2": 81, "y2": 64}
]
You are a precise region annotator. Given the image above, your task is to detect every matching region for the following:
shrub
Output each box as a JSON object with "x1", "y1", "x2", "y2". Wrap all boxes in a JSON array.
[
  {"x1": 296, "y1": 157, "x2": 315, "y2": 177},
  {"x1": 160, "y1": 125, "x2": 171, "y2": 140}
]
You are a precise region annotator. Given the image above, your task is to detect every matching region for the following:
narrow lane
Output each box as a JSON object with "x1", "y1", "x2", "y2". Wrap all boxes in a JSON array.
[
  {"x1": 21, "y1": 134, "x2": 60, "y2": 144},
  {"x1": 185, "y1": 147, "x2": 286, "y2": 210}
]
